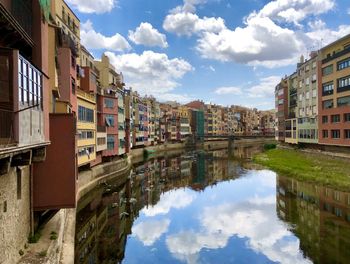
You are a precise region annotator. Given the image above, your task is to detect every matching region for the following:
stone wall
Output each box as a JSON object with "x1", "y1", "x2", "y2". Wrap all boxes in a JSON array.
[{"x1": 0, "y1": 166, "x2": 31, "y2": 264}]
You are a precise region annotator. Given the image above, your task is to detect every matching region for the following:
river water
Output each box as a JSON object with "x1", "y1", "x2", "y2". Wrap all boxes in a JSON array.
[{"x1": 75, "y1": 146, "x2": 350, "y2": 264}]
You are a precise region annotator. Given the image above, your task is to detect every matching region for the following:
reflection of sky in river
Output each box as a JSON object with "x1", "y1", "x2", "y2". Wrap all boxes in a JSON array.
[{"x1": 123, "y1": 170, "x2": 312, "y2": 264}]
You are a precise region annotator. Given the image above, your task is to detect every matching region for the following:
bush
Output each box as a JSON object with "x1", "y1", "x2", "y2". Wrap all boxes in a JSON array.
[
  {"x1": 263, "y1": 143, "x2": 277, "y2": 150},
  {"x1": 28, "y1": 231, "x2": 41, "y2": 244}
]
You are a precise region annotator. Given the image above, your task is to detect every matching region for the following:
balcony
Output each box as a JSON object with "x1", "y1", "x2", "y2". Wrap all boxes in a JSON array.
[
  {"x1": 337, "y1": 85, "x2": 350, "y2": 94},
  {"x1": 322, "y1": 46, "x2": 350, "y2": 64},
  {"x1": 0, "y1": 48, "x2": 45, "y2": 149},
  {"x1": 322, "y1": 90, "x2": 334, "y2": 96},
  {"x1": 57, "y1": 28, "x2": 78, "y2": 56},
  {"x1": 289, "y1": 88, "x2": 297, "y2": 96},
  {"x1": 77, "y1": 89, "x2": 96, "y2": 103}
]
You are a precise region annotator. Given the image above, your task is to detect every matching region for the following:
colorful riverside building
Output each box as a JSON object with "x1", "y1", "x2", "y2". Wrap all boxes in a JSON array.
[
  {"x1": 296, "y1": 53, "x2": 319, "y2": 144},
  {"x1": 80, "y1": 46, "x2": 107, "y2": 164},
  {"x1": 318, "y1": 34, "x2": 350, "y2": 147},
  {"x1": 94, "y1": 54, "x2": 126, "y2": 157},
  {"x1": 275, "y1": 78, "x2": 289, "y2": 141},
  {"x1": 285, "y1": 72, "x2": 298, "y2": 144},
  {"x1": 132, "y1": 91, "x2": 149, "y2": 147},
  {"x1": 0, "y1": 0, "x2": 52, "y2": 263},
  {"x1": 177, "y1": 105, "x2": 192, "y2": 141}
]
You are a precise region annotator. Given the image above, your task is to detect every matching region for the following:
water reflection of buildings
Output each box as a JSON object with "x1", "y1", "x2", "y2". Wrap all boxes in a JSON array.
[
  {"x1": 75, "y1": 148, "x2": 250, "y2": 263},
  {"x1": 277, "y1": 176, "x2": 350, "y2": 264}
]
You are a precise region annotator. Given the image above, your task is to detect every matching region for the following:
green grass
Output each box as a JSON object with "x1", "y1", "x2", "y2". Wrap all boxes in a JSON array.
[{"x1": 254, "y1": 148, "x2": 350, "y2": 191}]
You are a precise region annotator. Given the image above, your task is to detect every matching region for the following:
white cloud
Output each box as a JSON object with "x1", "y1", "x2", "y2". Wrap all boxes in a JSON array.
[
  {"x1": 256, "y1": 0, "x2": 335, "y2": 26},
  {"x1": 247, "y1": 76, "x2": 282, "y2": 98},
  {"x1": 163, "y1": 12, "x2": 225, "y2": 36},
  {"x1": 171, "y1": 0, "x2": 207, "y2": 13},
  {"x1": 80, "y1": 20, "x2": 131, "y2": 51},
  {"x1": 141, "y1": 189, "x2": 196, "y2": 217},
  {"x1": 214, "y1": 86, "x2": 242, "y2": 95},
  {"x1": 132, "y1": 219, "x2": 170, "y2": 246},
  {"x1": 128, "y1": 22, "x2": 168, "y2": 48},
  {"x1": 306, "y1": 20, "x2": 350, "y2": 49},
  {"x1": 105, "y1": 51, "x2": 193, "y2": 99},
  {"x1": 196, "y1": 15, "x2": 303, "y2": 66},
  {"x1": 163, "y1": 0, "x2": 344, "y2": 68},
  {"x1": 156, "y1": 93, "x2": 194, "y2": 103},
  {"x1": 66, "y1": 0, "x2": 116, "y2": 14}
]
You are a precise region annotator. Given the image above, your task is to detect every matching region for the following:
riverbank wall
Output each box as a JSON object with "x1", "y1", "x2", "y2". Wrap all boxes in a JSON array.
[{"x1": 35, "y1": 137, "x2": 275, "y2": 264}]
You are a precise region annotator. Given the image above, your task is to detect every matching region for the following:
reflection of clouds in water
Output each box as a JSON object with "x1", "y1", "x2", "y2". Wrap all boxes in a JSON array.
[
  {"x1": 243, "y1": 170, "x2": 277, "y2": 188},
  {"x1": 248, "y1": 194, "x2": 276, "y2": 205},
  {"x1": 166, "y1": 198, "x2": 311, "y2": 264},
  {"x1": 142, "y1": 189, "x2": 196, "y2": 217},
  {"x1": 132, "y1": 219, "x2": 170, "y2": 246}
]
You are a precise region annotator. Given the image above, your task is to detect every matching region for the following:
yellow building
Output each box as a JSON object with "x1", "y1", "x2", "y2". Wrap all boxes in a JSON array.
[
  {"x1": 178, "y1": 105, "x2": 191, "y2": 140},
  {"x1": 54, "y1": 0, "x2": 80, "y2": 46},
  {"x1": 77, "y1": 90, "x2": 97, "y2": 166}
]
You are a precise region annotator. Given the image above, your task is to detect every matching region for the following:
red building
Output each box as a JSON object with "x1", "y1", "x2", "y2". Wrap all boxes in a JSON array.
[
  {"x1": 97, "y1": 88, "x2": 120, "y2": 158},
  {"x1": 318, "y1": 34, "x2": 350, "y2": 147}
]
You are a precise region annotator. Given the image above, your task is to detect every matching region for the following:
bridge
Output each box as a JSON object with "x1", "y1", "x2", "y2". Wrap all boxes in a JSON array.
[{"x1": 194, "y1": 134, "x2": 275, "y2": 155}]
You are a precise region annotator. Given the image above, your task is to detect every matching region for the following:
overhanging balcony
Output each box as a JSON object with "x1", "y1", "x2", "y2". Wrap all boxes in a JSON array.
[{"x1": 0, "y1": 48, "x2": 45, "y2": 150}]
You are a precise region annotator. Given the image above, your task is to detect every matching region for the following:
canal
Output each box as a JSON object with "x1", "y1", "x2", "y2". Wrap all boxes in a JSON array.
[{"x1": 75, "y1": 146, "x2": 350, "y2": 264}]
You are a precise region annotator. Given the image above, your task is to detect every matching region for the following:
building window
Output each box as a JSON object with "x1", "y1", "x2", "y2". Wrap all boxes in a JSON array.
[
  {"x1": 312, "y1": 74, "x2": 317, "y2": 82},
  {"x1": 104, "y1": 98, "x2": 114, "y2": 108},
  {"x1": 322, "y1": 99, "x2": 333, "y2": 109},
  {"x1": 97, "y1": 137, "x2": 106, "y2": 145},
  {"x1": 278, "y1": 99, "x2": 284, "y2": 105},
  {"x1": 78, "y1": 130, "x2": 94, "y2": 139},
  {"x1": 338, "y1": 75, "x2": 350, "y2": 92},
  {"x1": 322, "y1": 82, "x2": 334, "y2": 96},
  {"x1": 322, "y1": 65, "x2": 333, "y2": 76},
  {"x1": 78, "y1": 106, "x2": 94, "y2": 123},
  {"x1": 331, "y1": 130, "x2": 340, "y2": 139},
  {"x1": 107, "y1": 135, "x2": 115, "y2": 150},
  {"x1": 322, "y1": 130, "x2": 329, "y2": 138},
  {"x1": 305, "y1": 78, "x2": 310, "y2": 85},
  {"x1": 306, "y1": 91, "x2": 310, "y2": 99},
  {"x1": 118, "y1": 107, "x2": 124, "y2": 114},
  {"x1": 71, "y1": 77, "x2": 76, "y2": 94},
  {"x1": 312, "y1": 61, "x2": 316, "y2": 69},
  {"x1": 78, "y1": 146, "x2": 94, "y2": 157},
  {"x1": 331, "y1": 114, "x2": 340, "y2": 123},
  {"x1": 18, "y1": 56, "x2": 43, "y2": 109},
  {"x1": 312, "y1": 89, "x2": 317, "y2": 98},
  {"x1": 337, "y1": 96, "x2": 350, "y2": 107},
  {"x1": 337, "y1": 57, "x2": 350, "y2": 71},
  {"x1": 299, "y1": 94, "x2": 303, "y2": 101},
  {"x1": 345, "y1": 130, "x2": 350, "y2": 139},
  {"x1": 322, "y1": 116, "x2": 328, "y2": 123},
  {"x1": 105, "y1": 115, "x2": 115, "y2": 127},
  {"x1": 344, "y1": 113, "x2": 350, "y2": 122}
]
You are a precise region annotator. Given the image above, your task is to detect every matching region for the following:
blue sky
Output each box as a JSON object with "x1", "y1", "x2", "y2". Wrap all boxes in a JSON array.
[{"x1": 67, "y1": 0, "x2": 350, "y2": 110}]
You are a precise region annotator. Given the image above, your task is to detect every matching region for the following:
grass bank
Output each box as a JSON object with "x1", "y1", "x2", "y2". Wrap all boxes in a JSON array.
[{"x1": 254, "y1": 148, "x2": 350, "y2": 191}]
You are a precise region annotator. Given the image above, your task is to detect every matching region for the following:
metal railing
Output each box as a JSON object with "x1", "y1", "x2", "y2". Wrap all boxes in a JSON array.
[{"x1": 76, "y1": 89, "x2": 96, "y2": 102}]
